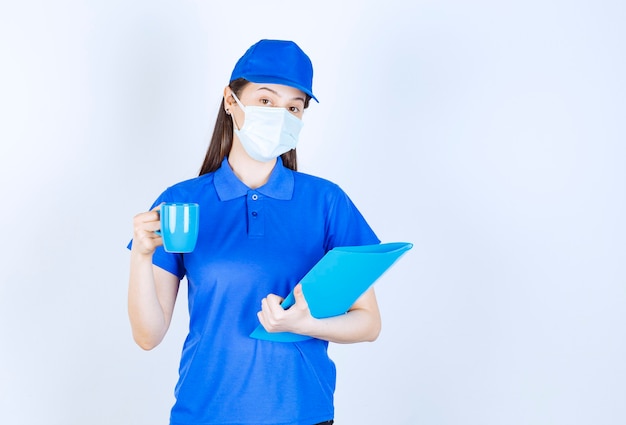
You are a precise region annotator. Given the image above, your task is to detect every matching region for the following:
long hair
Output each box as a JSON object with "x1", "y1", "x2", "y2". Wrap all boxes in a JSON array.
[{"x1": 198, "y1": 78, "x2": 311, "y2": 176}]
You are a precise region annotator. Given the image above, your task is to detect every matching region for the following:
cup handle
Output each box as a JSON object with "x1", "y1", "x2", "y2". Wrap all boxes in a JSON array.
[{"x1": 153, "y1": 205, "x2": 162, "y2": 236}]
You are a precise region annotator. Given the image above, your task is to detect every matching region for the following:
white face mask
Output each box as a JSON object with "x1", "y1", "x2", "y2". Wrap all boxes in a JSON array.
[{"x1": 231, "y1": 92, "x2": 304, "y2": 162}]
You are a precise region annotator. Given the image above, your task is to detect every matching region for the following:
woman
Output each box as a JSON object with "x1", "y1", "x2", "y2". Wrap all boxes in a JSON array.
[{"x1": 128, "y1": 39, "x2": 381, "y2": 425}]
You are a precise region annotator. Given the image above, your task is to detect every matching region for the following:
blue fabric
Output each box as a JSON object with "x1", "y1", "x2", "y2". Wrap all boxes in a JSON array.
[{"x1": 144, "y1": 157, "x2": 379, "y2": 425}]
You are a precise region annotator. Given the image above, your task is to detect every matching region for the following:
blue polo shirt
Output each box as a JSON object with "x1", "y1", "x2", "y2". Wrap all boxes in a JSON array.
[{"x1": 144, "y1": 157, "x2": 379, "y2": 425}]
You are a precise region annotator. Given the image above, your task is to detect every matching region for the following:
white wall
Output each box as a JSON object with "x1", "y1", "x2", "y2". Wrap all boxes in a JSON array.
[{"x1": 1, "y1": 1, "x2": 625, "y2": 424}]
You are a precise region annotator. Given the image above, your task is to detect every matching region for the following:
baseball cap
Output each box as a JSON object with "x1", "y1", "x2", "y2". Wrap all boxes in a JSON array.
[{"x1": 230, "y1": 39, "x2": 318, "y2": 103}]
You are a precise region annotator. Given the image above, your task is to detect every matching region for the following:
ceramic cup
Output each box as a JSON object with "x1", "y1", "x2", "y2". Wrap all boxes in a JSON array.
[{"x1": 157, "y1": 203, "x2": 199, "y2": 253}]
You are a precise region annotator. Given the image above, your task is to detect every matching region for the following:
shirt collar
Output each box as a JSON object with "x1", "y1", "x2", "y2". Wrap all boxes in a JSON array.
[{"x1": 214, "y1": 157, "x2": 294, "y2": 201}]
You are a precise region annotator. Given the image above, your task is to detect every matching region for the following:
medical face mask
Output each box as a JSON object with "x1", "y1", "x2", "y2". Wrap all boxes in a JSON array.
[{"x1": 231, "y1": 92, "x2": 304, "y2": 162}]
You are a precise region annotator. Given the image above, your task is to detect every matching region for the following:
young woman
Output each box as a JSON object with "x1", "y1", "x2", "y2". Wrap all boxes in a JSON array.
[{"x1": 128, "y1": 39, "x2": 381, "y2": 425}]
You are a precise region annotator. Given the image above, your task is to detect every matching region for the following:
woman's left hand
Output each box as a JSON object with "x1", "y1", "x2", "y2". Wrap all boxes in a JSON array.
[
  {"x1": 258, "y1": 285, "x2": 381, "y2": 343},
  {"x1": 257, "y1": 284, "x2": 315, "y2": 335}
]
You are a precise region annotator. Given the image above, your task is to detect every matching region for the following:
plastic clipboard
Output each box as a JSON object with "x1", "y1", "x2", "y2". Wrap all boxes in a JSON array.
[{"x1": 250, "y1": 242, "x2": 413, "y2": 342}]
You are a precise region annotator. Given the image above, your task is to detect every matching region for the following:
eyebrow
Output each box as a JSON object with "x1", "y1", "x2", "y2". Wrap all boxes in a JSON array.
[{"x1": 256, "y1": 87, "x2": 306, "y2": 103}]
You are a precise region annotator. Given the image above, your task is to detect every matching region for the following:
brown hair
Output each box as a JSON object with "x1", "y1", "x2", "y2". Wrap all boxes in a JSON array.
[{"x1": 198, "y1": 78, "x2": 312, "y2": 176}]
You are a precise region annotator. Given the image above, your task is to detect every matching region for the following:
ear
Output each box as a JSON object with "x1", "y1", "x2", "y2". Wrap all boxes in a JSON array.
[{"x1": 223, "y1": 86, "x2": 236, "y2": 112}]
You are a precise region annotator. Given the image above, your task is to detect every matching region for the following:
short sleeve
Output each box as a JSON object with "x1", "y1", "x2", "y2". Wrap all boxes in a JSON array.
[{"x1": 324, "y1": 185, "x2": 380, "y2": 251}]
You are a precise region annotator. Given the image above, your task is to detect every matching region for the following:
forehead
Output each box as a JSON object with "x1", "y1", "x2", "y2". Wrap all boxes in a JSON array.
[{"x1": 242, "y1": 82, "x2": 306, "y2": 101}]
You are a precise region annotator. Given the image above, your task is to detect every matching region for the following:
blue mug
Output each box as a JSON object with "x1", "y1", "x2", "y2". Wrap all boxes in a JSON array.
[{"x1": 157, "y1": 203, "x2": 199, "y2": 253}]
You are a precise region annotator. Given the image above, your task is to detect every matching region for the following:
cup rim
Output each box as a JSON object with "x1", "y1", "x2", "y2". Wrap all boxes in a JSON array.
[{"x1": 161, "y1": 202, "x2": 199, "y2": 207}]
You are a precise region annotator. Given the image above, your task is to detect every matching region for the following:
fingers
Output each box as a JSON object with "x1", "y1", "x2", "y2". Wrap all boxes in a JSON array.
[
  {"x1": 258, "y1": 286, "x2": 311, "y2": 334},
  {"x1": 133, "y1": 211, "x2": 161, "y2": 235},
  {"x1": 131, "y1": 206, "x2": 164, "y2": 255},
  {"x1": 258, "y1": 294, "x2": 287, "y2": 333},
  {"x1": 133, "y1": 204, "x2": 163, "y2": 231},
  {"x1": 266, "y1": 294, "x2": 285, "y2": 311},
  {"x1": 259, "y1": 294, "x2": 283, "y2": 320}
]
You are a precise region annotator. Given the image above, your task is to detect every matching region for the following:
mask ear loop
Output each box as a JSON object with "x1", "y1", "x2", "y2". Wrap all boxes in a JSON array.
[
  {"x1": 231, "y1": 91, "x2": 246, "y2": 109},
  {"x1": 230, "y1": 92, "x2": 246, "y2": 131}
]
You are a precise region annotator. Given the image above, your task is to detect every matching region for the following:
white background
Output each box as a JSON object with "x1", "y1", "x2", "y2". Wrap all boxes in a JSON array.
[{"x1": 1, "y1": 1, "x2": 625, "y2": 424}]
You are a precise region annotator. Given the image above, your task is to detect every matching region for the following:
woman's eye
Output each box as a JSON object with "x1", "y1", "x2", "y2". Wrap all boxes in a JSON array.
[
  {"x1": 260, "y1": 99, "x2": 271, "y2": 105},
  {"x1": 288, "y1": 106, "x2": 300, "y2": 113}
]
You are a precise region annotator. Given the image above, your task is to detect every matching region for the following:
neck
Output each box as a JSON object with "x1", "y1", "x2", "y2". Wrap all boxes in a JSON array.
[{"x1": 227, "y1": 142, "x2": 276, "y2": 189}]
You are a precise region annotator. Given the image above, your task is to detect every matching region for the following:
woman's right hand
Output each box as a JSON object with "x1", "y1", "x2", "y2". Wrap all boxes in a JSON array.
[{"x1": 131, "y1": 205, "x2": 163, "y2": 256}]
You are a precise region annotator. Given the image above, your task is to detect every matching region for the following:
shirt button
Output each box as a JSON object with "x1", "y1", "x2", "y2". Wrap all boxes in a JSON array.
[
  {"x1": 251, "y1": 194, "x2": 259, "y2": 200},
  {"x1": 251, "y1": 211, "x2": 258, "y2": 217}
]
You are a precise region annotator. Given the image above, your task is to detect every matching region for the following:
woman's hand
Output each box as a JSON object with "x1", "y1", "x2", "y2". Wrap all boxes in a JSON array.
[
  {"x1": 257, "y1": 285, "x2": 382, "y2": 344},
  {"x1": 131, "y1": 205, "x2": 163, "y2": 256},
  {"x1": 257, "y1": 284, "x2": 316, "y2": 336}
]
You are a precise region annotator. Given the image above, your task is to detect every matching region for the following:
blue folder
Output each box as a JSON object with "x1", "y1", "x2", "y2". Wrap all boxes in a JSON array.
[{"x1": 250, "y1": 242, "x2": 413, "y2": 342}]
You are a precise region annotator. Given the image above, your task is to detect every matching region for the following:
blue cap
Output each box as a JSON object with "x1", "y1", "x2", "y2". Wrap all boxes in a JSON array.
[{"x1": 230, "y1": 39, "x2": 318, "y2": 102}]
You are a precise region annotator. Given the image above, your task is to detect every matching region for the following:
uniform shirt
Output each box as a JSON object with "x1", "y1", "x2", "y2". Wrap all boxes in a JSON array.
[{"x1": 145, "y1": 157, "x2": 379, "y2": 425}]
